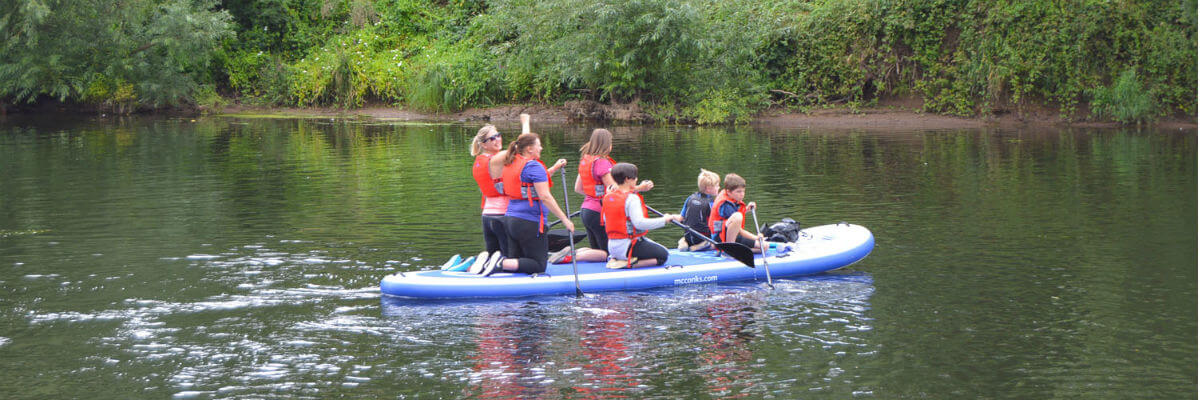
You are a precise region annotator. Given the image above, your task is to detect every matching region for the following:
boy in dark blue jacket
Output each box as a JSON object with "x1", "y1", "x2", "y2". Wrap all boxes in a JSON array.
[{"x1": 677, "y1": 169, "x2": 720, "y2": 251}]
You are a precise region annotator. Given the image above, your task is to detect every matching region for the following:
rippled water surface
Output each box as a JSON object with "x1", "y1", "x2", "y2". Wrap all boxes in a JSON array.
[{"x1": 0, "y1": 116, "x2": 1195, "y2": 398}]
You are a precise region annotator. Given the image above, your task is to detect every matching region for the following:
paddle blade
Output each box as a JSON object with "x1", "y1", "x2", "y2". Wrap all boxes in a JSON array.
[
  {"x1": 716, "y1": 242, "x2": 756, "y2": 267},
  {"x1": 547, "y1": 229, "x2": 587, "y2": 252}
]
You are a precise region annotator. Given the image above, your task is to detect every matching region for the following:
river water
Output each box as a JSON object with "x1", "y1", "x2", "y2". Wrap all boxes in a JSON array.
[{"x1": 0, "y1": 115, "x2": 1194, "y2": 398}]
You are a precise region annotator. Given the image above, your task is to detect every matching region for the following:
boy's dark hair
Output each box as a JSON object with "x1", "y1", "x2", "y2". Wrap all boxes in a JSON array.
[
  {"x1": 611, "y1": 162, "x2": 639, "y2": 184},
  {"x1": 724, "y1": 173, "x2": 746, "y2": 191}
]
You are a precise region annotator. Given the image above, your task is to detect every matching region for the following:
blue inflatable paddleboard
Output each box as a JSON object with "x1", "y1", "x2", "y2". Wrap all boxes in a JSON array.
[{"x1": 381, "y1": 223, "x2": 874, "y2": 299}]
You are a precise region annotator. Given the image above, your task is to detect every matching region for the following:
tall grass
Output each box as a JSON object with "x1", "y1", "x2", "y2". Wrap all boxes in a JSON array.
[{"x1": 1091, "y1": 68, "x2": 1156, "y2": 124}]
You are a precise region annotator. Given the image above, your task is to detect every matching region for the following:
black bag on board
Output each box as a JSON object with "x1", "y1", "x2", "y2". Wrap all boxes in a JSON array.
[{"x1": 759, "y1": 218, "x2": 801, "y2": 242}]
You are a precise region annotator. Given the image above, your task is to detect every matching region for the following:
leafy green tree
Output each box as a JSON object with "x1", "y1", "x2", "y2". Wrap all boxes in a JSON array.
[
  {"x1": 488, "y1": 0, "x2": 707, "y2": 102},
  {"x1": 0, "y1": 0, "x2": 233, "y2": 109}
]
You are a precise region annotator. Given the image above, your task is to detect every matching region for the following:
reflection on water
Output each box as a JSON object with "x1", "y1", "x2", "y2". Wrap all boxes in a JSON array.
[
  {"x1": 376, "y1": 273, "x2": 875, "y2": 399},
  {"x1": 469, "y1": 304, "x2": 555, "y2": 398},
  {"x1": 0, "y1": 116, "x2": 1194, "y2": 398}
]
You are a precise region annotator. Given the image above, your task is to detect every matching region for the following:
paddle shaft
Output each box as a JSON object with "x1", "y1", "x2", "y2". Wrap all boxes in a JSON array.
[
  {"x1": 643, "y1": 204, "x2": 756, "y2": 268},
  {"x1": 560, "y1": 166, "x2": 584, "y2": 297},
  {"x1": 641, "y1": 205, "x2": 719, "y2": 246},
  {"x1": 546, "y1": 210, "x2": 582, "y2": 228},
  {"x1": 750, "y1": 207, "x2": 774, "y2": 289}
]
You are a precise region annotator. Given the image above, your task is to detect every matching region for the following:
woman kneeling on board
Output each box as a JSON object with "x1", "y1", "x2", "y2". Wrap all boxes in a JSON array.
[
  {"x1": 602, "y1": 163, "x2": 681, "y2": 268},
  {"x1": 480, "y1": 132, "x2": 572, "y2": 276},
  {"x1": 470, "y1": 124, "x2": 509, "y2": 260}
]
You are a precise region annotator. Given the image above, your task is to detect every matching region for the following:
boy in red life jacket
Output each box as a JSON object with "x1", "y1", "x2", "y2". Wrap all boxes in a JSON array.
[
  {"x1": 707, "y1": 173, "x2": 763, "y2": 253},
  {"x1": 601, "y1": 163, "x2": 681, "y2": 268}
]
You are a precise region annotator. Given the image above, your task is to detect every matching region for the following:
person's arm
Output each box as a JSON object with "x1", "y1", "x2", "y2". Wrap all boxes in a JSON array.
[
  {"x1": 627, "y1": 195, "x2": 677, "y2": 231},
  {"x1": 634, "y1": 179, "x2": 653, "y2": 192},
  {"x1": 600, "y1": 173, "x2": 618, "y2": 192},
  {"x1": 488, "y1": 149, "x2": 508, "y2": 178},
  {"x1": 574, "y1": 174, "x2": 585, "y2": 196},
  {"x1": 546, "y1": 158, "x2": 567, "y2": 175},
  {"x1": 534, "y1": 181, "x2": 573, "y2": 232},
  {"x1": 740, "y1": 201, "x2": 758, "y2": 239}
]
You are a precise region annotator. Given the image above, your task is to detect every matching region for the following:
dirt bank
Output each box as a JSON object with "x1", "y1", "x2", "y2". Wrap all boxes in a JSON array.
[{"x1": 219, "y1": 99, "x2": 1197, "y2": 132}]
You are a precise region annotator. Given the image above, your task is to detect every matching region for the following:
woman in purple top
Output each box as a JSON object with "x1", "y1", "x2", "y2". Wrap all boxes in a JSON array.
[{"x1": 483, "y1": 132, "x2": 572, "y2": 275}]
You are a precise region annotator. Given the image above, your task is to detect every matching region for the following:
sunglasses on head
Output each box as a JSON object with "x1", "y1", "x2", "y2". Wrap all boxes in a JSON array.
[{"x1": 484, "y1": 134, "x2": 501, "y2": 142}]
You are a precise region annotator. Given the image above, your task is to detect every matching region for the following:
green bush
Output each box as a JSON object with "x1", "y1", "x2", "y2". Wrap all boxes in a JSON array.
[
  {"x1": 222, "y1": 49, "x2": 294, "y2": 104},
  {"x1": 404, "y1": 41, "x2": 500, "y2": 112},
  {"x1": 3, "y1": 0, "x2": 1195, "y2": 120},
  {"x1": 81, "y1": 76, "x2": 137, "y2": 114},
  {"x1": 289, "y1": 29, "x2": 408, "y2": 107},
  {"x1": 1091, "y1": 68, "x2": 1155, "y2": 124},
  {"x1": 484, "y1": 0, "x2": 707, "y2": 102},
  {"x1": 686, "y1": 88, "x2": 764, "y2": 125}
]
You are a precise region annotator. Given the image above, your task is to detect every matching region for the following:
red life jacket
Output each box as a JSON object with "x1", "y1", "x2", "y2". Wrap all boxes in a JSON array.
[
  {"x1": 472, "y1": 153, "x2": 503, "y2": 208},
  {"x1": 502, "y1": 154, "x2": 554, "y2": 233},
  {"x1": 602, "y1": 189, "x2": 648, "y2": 240},
  {"x1": 502, "y1": 154, "x2": 552, "y2": 202},
  {"x1": 579, "y1": 155, "x2": 615, "y2": 199},
  {"x1": 708, "y1": 190, "x2": 746, "y2": 242}
]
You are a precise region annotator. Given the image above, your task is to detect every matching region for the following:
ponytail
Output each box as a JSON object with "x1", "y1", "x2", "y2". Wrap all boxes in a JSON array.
[{"x1": 505, "y1": 133, "x2": 540, "y2": 165}]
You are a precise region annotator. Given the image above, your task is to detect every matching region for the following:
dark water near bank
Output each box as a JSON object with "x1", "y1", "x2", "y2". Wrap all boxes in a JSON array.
[{"x1": 0, "y1": 116, "x2": 1194, "y2": 398}]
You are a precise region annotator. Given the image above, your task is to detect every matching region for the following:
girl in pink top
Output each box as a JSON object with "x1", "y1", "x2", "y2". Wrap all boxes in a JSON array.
[{"x1": 551, "y1": 129, "x2": 652, "y2": 264}]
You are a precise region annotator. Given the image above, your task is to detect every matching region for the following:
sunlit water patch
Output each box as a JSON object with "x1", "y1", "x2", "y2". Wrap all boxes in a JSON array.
[{"x1": 21, "y1": 268, "x2": 874, "y2": 398}]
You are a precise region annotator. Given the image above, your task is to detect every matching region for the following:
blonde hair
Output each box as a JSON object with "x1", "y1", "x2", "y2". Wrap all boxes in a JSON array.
[
  {"x1": 724, "y1": 173, "x2": 746, "y2": 191},
  {"x1": 579, "y1": 128, "x2": 612, "y2": 156},
  {"x1": 469, "y1": 125, "x2": 499, "y2": 156},
  {"x1": 697, "y1": 169, "x2": 719, "y2": 191}
]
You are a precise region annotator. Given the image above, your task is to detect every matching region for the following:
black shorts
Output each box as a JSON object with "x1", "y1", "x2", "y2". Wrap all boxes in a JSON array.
[
  {"x1": 503, "y1": 216, "x2": 548, "y2": 274},
  {"x1": 734, "y1": 235, "x2": 758, "y2": 249},
  {"x1": 629, "y1": 238, "x2": 669, "y2": 266},
  {"x1": 580, "y1": 208, "x2": 607, "y2": 251},
  {"x1": 481, "y1": 214, "x2": 508, "y2": 255},
  {"x1": 715, "y1": 233, "x2": 758, "y2": 249}
]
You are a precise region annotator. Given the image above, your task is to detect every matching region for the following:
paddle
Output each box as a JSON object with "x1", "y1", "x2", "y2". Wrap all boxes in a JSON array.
[
  {"x1": 559, "y1": 168, "x2": 584, "y2": 297},
  {"x1": 546, "y1": 210, "x2": 586, "y2": 251},
  {"x1": 644, "y1": 205, "x2": 755, "y2": 268},
  {"x1": 546, "y1": 210, "x2": 582, "y2": 228},
  {"x1": 750, "y1": 206, "x2": 775, "y2": 289}
]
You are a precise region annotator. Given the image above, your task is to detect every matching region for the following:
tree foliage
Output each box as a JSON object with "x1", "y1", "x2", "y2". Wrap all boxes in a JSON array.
[
  {"x1": 0, "y1": 0, "x2": 233, "y2": 110},
  {"x1": 0, "y1": 0, "x2": 1194, "y2": 124}
]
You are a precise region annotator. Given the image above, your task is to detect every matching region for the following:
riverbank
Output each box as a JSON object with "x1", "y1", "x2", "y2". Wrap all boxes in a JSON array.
[{"x1": 218, "y1": 99, "x2": 1198, "y2": 132}]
